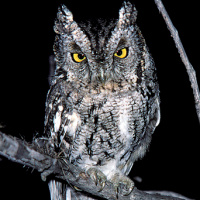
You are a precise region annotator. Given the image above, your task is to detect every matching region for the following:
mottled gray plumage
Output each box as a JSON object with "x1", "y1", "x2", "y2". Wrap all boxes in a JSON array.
[{"x1": 44, "y1": 1, "x2": 160, "y2": 199}]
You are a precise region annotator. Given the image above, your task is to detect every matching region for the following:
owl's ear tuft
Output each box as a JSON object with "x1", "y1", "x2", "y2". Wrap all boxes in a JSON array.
[
  {"x1": 118, "y1": 1, "x2": 138, "y2": 29},
  {"x1": 54, "y1": 5, "x2": 76, "y2": 34}
]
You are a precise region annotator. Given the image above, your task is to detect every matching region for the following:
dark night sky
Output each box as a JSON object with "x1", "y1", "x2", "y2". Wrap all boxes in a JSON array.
[{"x1": 0, "y1": 0, "x2": 199, "y2": 199}]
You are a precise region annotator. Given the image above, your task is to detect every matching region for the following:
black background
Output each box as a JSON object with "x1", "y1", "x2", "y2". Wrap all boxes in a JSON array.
[{"x1": 0, "y1": 0, "x2": 199, "y2": 199}]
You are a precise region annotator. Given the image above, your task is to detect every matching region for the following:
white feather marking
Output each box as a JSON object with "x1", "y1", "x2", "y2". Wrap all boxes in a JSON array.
[
  {"x1": 155, "y1": 98, "x2": 160, "y2": 127},
  {"x1": 54, "y1": 111, "x2": 62, "y2": 133},
  {"x1": 64, "y1": 112, "x2": 81, "y2": 136},
  {"x1": 101, "y1": 160, "x2": 117, "y2": 179},
  {"x1": 119, "y1": 112, "x2": 128, "y2": 138},
  {"x1": 66, "y1": 188, "x2": 71, "y2": 200},
  {"x1": 49, "y1": 103, "x2": 53, "y2": 110},
  {"x1": 58, "y1": 105, "x2": 63, "y2": 111},
  {"x1": 118, "y1": 98, "x2": 130, "y2": 141},
  {"x1": 59, "y1": 112, "x2": 81, "y2": 145}
]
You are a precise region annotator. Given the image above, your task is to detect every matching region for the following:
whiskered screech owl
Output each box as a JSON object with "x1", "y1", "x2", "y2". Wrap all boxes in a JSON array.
[{"x1": 44, "y1": 1, "x2": 160, "y2": 199}]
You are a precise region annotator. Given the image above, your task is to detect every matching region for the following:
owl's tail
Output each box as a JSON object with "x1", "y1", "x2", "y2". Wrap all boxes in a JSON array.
[
  {"x1": 48, "y1": 180, "x2": 68, "y2": 200},
  {"x1": 48, "y1": 180, "x2": 98, "y2": 200}
]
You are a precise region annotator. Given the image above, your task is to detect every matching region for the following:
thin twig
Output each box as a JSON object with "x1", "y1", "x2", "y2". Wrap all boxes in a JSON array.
[{"x1": 154, "y1": 0, "x2": 200, "y2": 123}]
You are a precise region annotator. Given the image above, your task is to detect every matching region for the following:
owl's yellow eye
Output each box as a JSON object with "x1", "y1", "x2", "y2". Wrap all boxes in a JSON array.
[
  {"x1": 114, "y1": 48, "x2": 128, "y2": 59},
  {"x1": 72, "y1": 53, "x2": 86, "y2": 63}
]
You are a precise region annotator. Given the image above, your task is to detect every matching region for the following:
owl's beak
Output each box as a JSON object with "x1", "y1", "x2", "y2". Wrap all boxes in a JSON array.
[{"x1": 100, "y1": 68, "x2": 106, "y2": 85}]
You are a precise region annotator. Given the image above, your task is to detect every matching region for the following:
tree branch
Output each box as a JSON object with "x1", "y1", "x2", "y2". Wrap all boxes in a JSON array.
[
  {"x1": 154, "y1": 0, "x2": 200, "y2": 123},
  {"x1": 0, "y1": 131, "x2": 189, "y2": 200}
]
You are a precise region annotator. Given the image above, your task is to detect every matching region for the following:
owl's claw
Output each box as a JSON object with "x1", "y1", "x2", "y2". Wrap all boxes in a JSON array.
[
  {"x1": 111, "y1": 173, "x2": 134, "y2": 197},
  {"x1": 87, "y1": 168, "x2": 107, "y2": 192}
]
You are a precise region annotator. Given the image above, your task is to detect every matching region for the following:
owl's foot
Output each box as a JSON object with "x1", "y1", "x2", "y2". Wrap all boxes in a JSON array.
[
  {"x1": 110, "y1": 173, "x2": 134, "y2": 197},
  {"x1": 87, "y1": 168, "x2": 107, "y2": 192}
]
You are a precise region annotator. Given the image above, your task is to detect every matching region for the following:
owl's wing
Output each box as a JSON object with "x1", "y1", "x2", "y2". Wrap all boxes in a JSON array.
[
  {"x1": 44, "y1": 83, "x2": 80, "y2": 153},
  {"x1": 147, "y1": 97, "x2": 160, "y2": 132}
]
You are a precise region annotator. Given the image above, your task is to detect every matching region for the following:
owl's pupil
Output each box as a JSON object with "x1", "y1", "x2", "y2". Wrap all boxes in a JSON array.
[
  {"x1": 117, "y1": 50, "x2": 122, "y2": 56},
  {"x1": 78, "y1": 54, "x2": 85, "y2": 60}
]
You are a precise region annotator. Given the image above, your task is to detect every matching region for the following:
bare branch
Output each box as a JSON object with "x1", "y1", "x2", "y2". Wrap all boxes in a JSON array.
[
  {"x1": 0, "y1": 131, "x2": 186, "y2": 200},
  {"x1": 154, "y1": 0, "x2": 200, "y2": 123},
  {"x1": 0, "y1": 131, "x2": 56, "y2": 173}
]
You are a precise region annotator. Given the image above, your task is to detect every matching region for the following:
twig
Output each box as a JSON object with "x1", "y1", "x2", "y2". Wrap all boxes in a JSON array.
[
  {"x1": 0, "y1": 131, "x2": 185, "y2": 200},
  {"x1": 154, "y1": 0, "x2": 200, "y2": 123}
]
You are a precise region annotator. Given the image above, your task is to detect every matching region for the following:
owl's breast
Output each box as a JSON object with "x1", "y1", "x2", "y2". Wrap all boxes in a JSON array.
[{"x1": 69, "y1": 89, "x2": 148, "y2": 172}]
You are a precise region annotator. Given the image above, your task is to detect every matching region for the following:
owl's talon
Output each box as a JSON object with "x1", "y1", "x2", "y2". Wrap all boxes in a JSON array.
[
  {"x1": 87, "y1": 168, "x2": 107, "y2": 191},
  {"x1": 111, "y1": 173, "x2": 134, "y2": 197}
]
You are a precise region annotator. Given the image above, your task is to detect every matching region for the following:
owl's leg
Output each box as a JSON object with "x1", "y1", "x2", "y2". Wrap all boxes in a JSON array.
[
  {"x1": 87, "y1": 168, "x2": 134, "y2": 197},
  {"x1": 86, "y1": 168, "x2": 107, "y2": 191},
  {"x1": 109, "y1": 172, "x2": 134, "y2": 197}
]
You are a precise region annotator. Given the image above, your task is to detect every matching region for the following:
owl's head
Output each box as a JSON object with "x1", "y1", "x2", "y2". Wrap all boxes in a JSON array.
[{"x1": 53, "y1": 1, "x2": 156, "y2": 93}]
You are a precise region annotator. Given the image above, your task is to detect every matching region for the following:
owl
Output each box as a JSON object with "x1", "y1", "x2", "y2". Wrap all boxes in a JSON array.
[{"x1": 44, "y1": 1, "x2": 160, "y2": 200}]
